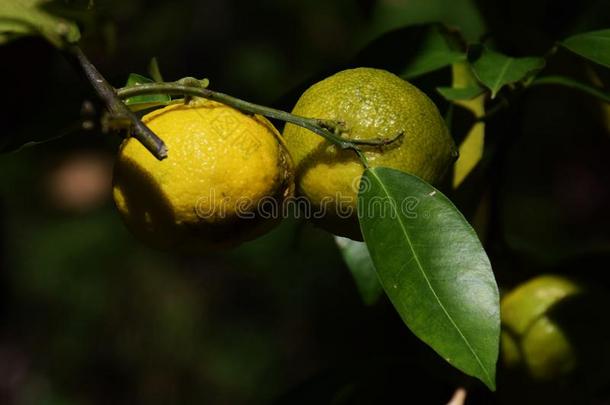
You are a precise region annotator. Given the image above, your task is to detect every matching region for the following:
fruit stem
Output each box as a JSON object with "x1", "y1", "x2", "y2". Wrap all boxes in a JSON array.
[
  {"x1": 354, "y1": 149, "x2": 370, "y2": 168},
  {"x1": 116, "y1": 82, "x2": 403, "y2": 156},
  {"x1": 63, "y1": 45, "x2": 168, "y2": 160},
  {"x1": 476, "y1": 96, "x2": 510, "y2": 123}
]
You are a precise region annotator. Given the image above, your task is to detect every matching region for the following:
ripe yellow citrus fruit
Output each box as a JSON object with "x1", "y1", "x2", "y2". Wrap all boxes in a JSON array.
[
  {"x1": 501, "y1": 275, "x2": 581, "y2": 381},
  {"x1": 113, "y1": 99, "x2": 294, "y2": 251},
  {"x1": 283, "y1": 67, "x2": 457, "y2": 239}
]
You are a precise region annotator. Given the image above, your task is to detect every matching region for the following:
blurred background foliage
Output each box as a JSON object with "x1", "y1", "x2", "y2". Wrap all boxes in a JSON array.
[{"x1": 1, "y1": 0, "x2": 610, "y2": 403}]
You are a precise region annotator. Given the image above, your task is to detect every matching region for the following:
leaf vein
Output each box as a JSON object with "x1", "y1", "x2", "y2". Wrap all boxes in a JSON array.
[
  {"x1": 491, "y1": 59, "x2": 513, "y2": 96},
  {"x1": 368, "y1": 169, "x2": 491, "y2": 383}
]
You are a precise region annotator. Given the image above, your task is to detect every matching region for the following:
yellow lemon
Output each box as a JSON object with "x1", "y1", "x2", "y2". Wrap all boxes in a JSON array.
[
  {"x1": 283, "y1": 67, "x2": 456, "y2": 239},
  {"x1": 113, "y1": 99, "x2": 294, "y2": 251}
]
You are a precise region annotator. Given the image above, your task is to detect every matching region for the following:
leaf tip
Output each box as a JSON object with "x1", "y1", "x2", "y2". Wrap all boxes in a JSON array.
[{"x1": 479, "y1": 366, "x2": 497, "y2": 391}]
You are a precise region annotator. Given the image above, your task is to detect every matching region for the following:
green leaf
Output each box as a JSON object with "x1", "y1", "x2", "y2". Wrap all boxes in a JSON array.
[
  {"x1": 468, "y1": 45, "x2": 545, "y2": 98},
  {"x1": 561, "y1": 29, "x2": 610, "y2": 68},
  {"x1": 449, "y1": 62, "x2": 487, "y2": 189},
  {"x1": 0, "y1": 0, "x2": 80, "y2": 47},
  {"x1": 365, "y1": 0, "x2": 486, "y2": 44},
  {"x1": 436, "y1": 85, "x2": 485, "y2": 101},
  {"x1": 123, "y1": 73, "x2": 171, "y2": 111},
  {"x1": 358, "y1": 167, "x2": 499, "y2": 389},
  {"x1": 335, "y1": 236, "x2": 383, "y2": 306},
  {"x1": 400, "y1": 25, "x2": 466, "y2": 79}
]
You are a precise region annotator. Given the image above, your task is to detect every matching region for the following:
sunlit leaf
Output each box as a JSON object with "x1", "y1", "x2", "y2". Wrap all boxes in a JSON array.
[
  {"x1": 562, "y1": 29, "x2": 610, "y2": 68},
  {"x1": 468, "y1": 45, "x2": 545, "y2": 98},
  {"x1": 450, "y1": 62, "x2": 486, "y2": 188},
  {"x1": 0, "y1": 0, "x2": 80, "y2": 47},
  {"x1": 358, "y1": 167, "x2": 499, "y2": 389},
  {"x1": 335, "y1": 236, "x2": 383, "y2": 306}
]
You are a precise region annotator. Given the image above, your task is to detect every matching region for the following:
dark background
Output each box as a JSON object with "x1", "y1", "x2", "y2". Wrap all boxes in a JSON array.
[{"x1": 1, "y1": 0, "x2": 610, "y2": 403}]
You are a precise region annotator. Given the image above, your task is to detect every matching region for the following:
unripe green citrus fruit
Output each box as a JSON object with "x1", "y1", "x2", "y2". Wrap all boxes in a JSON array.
[
  {"x1": 501, "y1": 275, "x2": 581, "y2": 380},
  {"x1": 283, "y1": 67, "x2": 456, "y2": 239},
  {"x1": 501, "y1": 274, "x2": 610, "y2": 387}
]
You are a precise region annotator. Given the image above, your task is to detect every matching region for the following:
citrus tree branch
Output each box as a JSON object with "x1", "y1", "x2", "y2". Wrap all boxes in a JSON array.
[
  {"x1": 530, "y1": 75, "x2": 610, "y2": 103},
  {"x1": 64, "y1": 45, "x2": 168, "y2": 160},
  {"x1": 116, "y1": 81, "x2": 404, "y2": 152}
]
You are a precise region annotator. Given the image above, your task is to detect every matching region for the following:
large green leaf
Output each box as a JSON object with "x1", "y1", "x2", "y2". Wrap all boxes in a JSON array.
[
  {"x1": 561, "y1": 29, "x2": 610, "y2": 68},
  {"x1": 468, "y1": 45, "x2": 545, "y2": 98},
  {"x1": 0, "y1": 0, "x2": 80, "y2": 47},
  {"x1": 400, "y1": 25, "x2": 466, "y2": 79},
  {"x1": 335, "y1": 236, "x2": 383, "y2": 306},
  {"x1": 358, "y1": 167, "x2": 499, "y2": 389}
]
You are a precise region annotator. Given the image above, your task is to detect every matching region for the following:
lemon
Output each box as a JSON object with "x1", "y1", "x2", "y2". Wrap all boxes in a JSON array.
[
  {"x1": 283, "y1": 67, "x2": 456, "y2": 239},
  {"x1": 113, "y1": 99, "x2": 294, "y2": 251}
]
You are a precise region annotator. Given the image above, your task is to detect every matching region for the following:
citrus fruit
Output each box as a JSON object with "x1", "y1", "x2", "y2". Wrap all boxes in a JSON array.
[
  {"x1": 499, "y1": 274, "x2": 610, "y2": 404},
  {"x1": 501, "y1": 274, "x2": 610, "y2": 386},
  {"x1": 113, "y1": 99, "x2": 294, "y2": 251},
  {"x1": 501, "y1": 275, "x2": 581, "y2": 380},
  {"x1": 282, "y1": 67, "x2": 457, "y2": 239}
]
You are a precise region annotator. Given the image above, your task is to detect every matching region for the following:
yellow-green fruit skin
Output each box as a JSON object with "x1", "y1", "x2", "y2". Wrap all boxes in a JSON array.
[
  {"x1": 500, "y1": 275, "x2": 581, "y2": 381},
  {"x1": 113, "y1": 100, "x2": 293, "y2": 252},
  {"x1": 283, "y1": 68, "x2": 456, "y2": 238}
]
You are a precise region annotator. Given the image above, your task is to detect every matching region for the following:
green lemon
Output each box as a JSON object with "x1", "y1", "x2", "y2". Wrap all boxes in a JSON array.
[
  {"x1": 501, "y1": 275, "x2": 610, "y2": 384},
  {"x1": 283, "y1": 67, "x2": 456, "y2": 239}
]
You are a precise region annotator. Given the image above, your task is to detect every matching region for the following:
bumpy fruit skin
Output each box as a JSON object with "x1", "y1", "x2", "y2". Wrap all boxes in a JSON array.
[
  {"x1": 113, "y1": 99, "x2": 294, "y2": 251},
  {"x1": 283, "y1": 67, "x2": 456, "y2": 239}
]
